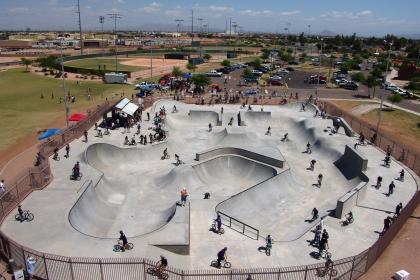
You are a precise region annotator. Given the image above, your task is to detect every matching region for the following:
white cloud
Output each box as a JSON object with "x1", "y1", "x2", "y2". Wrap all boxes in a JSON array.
[
  {"x1": 279, "y1": 10, "x2": 300, "y2": 16},
  {"x1": 139, "y1": 2, "x2": 161, "y2": 13},
  {"x1": 321, "y1": 10, "x2": 373, "y2": 19},
  {"x1": 165, "y1": 8, "x2": 183, "y2": 18},
  {"x1": 8, "y1": 7, "x2": 30, "y2": 14},
  {"x1": 357, "y1": 10, "x2": 372, "y2": 17},
  {"x1": 238, "y1": 9, "x2": 273, "y2": 16},
  {"x1": 116, "y1": 0, "x2": 125, "y2": 3}
]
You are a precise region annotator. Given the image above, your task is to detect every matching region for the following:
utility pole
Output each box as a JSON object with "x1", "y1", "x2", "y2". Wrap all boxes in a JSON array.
[
  {"x1": 99, "y1": 16, "x2": 105, "y2": 56},
  {"x1": 175, "y1": 19, "x2": 184, "y2": 47},
  {"x1": 197, "y1": 18, "x2": 204, "y2": 34},
  {"x1": 317, "y1": 38, "x2": 323, "y2": 90},
  {"x1": 191, "y1": 9, "x2": 194, "y2": 45},
  {"x1": 77, "y1": 0, "x2": 83, "y2": 55},
  {"x1": 376, "y1": 40, "x2": 393, "y2": 134},
  {"x1": 229, "y1": 17, "x2": 232, "y2": 37},
  {"x1": 108, "y1": 13, "x2": 122, "y2": 73},
  {"x1": 59, "y1": 37, "x2": 70, "y2": 128}
]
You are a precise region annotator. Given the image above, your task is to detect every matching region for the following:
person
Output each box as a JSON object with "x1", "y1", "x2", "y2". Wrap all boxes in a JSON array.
[
  {"x1": 124, "y1": 136, "x2": 129, "y2": 145},
  {"x1": 217, "y1": 247, "x2": 228, "y2": 268},
  {"x1": 311, "y1": 208, "x2": 319, "y2": 221},
  {"x1": 72, "y1": 162, "x2": 80, "y2": 179},
  {"x1": 180, "y1": 188, "x2": 188, "y2": 206},
  {"x1": 221, "y1": 107, "x2": 224, "y2": 114},
  {"x1": 130, "y1": 136, "x2": 136, "y2": 145},
  {"x1": 208, "y1": 123, "x2": 212, "y2": 132},
  {"x1": 359, "y1": 133, "x2": 365, "y2": 145},
  {"x1": 83, "y1": 130, "x2": 88, "y2": 142},
  {"x1": 266, "y1": 126, "x2": 271, "y2": 136},
  {"x1": 97, "y1": 128, "x2": 103, "y2": 137},
  {"x1": 388, "y1": 181, "x2": 395, "y2": 196},
  {"x1": 0, "y1": 180, "x2": 5, "y2": 195},
  {"x1": 300, "y1": 103, "x2": 306, "y2": 112},
  {"x1": 383, "y1": 155, "x2": 391, "y2": 167},
  {"x1": 215, "y1": 214, "x2": 222, "y2": 233},
  {"x1": 382, "y1": 216, "x2": 391, "y2": 234},
  {"x1": 317, "y1": 174, "x2": 323, "y2": 187},
  {"x1": 281, "y1": 133, "x2": 288, "y2": 141},
  {"x1": 17, "y1": 205, "x2": 24, "y2": 222},
  {"x1": 306, "y1": 142, "x2": 312, "y2": 154},
  {"x1": 309, "y1": 160, "x2": 316, "y2": 171},
  {"x1": 266, "y1": 235, "x2": 273, "y2": 250},
  {"x1": 119, "y1": 230, "x2": 128, "y2": 251},
  {"x1": 149, "y1": 133, "x2": 153, "y2": 144},
  {"x1": 399, "y1": 169, "x2": 405, "y2": 181},
  {"x1": 156, "y1": 255, "x2": 168, "y2": 275},
  {"x1": 26, "y1": 256, "x2": 36, "y2": 279},
  {"x1": 65, "y1": 144, "x2": 70, "y2": 158},
  {"x1": 318, "y1": 217, "x2": 324, "y2": 232},
  {"x1": 228, "y1": 117, "x2": 233, "y2": 126},
  {"x1": 323, "y1": 257, "x2": 333, "y2": 274},
  {"x1": 147, "y1": 112, "x2": 150, "y2": 121},
  {"x1": 311, "y1": 227, "x2": 321, "y2": 246},
  {"x1": 376, "y1": 176, "x2": 382, "y2": 189},
  {"x1": 163, "y1": 148, "x2": 168, "y2": 159},
  {"x1": 343, "y1": 211, "x2": 354, "y2": 225},
  {"x1": 318, "y1": 237, "x2": 328, "y2": 256},
  {"x1": 173, "y1": 105, "x2": 177, "y2": 113},
  {"x1": 53, "y1": 147, "x2": 59, "y2": 160},
  {"x1": 395, "y1": 202, "x2": 403, "y2": 216},
  {"x1": 248, "y1": 105, "x2": 252, "y2": 111},
  {"x1": 175, "y1": 154, "x2": 181, "y2": 165},
  {"x1": 136, "y1": 123, "x2": 141, "y2": 135},
  {"x1": 321, "y1": 229, "x2": 329, "y2": 242}
]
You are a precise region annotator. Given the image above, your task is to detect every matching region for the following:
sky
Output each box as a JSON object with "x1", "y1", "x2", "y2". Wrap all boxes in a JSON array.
[{"x1": 1, "y1": 0, "x2": 420, "y2": 36}]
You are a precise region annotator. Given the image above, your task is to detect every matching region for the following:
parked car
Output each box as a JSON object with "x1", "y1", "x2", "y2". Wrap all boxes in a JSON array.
[
  {"x1": 206, "y1": 70, "x2": 223, "y2": 77},
  {"x1": 269, "y1": 79, "x2": 283, "y2": 86},
  {"x1": 244, "y1": 88, "x2": 258, "y2": 95},
  {"x1": 277, "y1": 69, "x2": 289, "y2": 75},
  {"x1": 244, "y1": 77, "x2": 259, "y2": 84},
  {"x1": 251, "y1": 70, "x2": 263, "y2": 76},
  {"x1": 135, "y1": 81, "x2": 158, "y2": 91},
  {"x1": 270, "y1": 75, "x2": 283, "y2": 81},
  {"x1": 340, "y1": 81, "x2": 359, "y2": 90}
]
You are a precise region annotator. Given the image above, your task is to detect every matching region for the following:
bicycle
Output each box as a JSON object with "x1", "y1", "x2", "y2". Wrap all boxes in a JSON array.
[
  {"x1": 211, "y1": 221, "x2": 224, "y2": 234},
  {"x1": 320, "y1": 249, "x2": 332, "y2": 260},
  {"x1": 15, "y1": 210, "x2": 34, "y2": 222},
  {"x1": 113, "y1": 241, "x2": 134, "y2": 252},
  {"x1": 53, "y1": 153, "x2": 60, "y2": 161},
  {"x1": 211, "y1": 259, "x2": 231, "y2": 268},
  {"x1": 146, "y1": 266, "x2": 169, "y2": 280},
  {"x1": 265, "y1": 243, "x2": 272, "y2": 256},
  {"x1": 316, "y1": 265, "x2": 338, "y2": 277},
  {"x1": 70, "y1": 172, "x2": 83, "y2": 181}
]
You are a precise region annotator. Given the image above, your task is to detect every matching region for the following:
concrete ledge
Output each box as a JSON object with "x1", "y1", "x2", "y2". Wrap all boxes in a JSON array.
[
  {"x1": 188, "y1": 110, "x2": 221, "y2": 125},
  {"x1": 335, "y1": 181, "x2": 368, "y2": 219},
  {"x1": 195, "y1": 147, "x2": 284, "y2": 169},
  {"x1": 328, "y1": 116, "x2": 354, "y2": 137}
]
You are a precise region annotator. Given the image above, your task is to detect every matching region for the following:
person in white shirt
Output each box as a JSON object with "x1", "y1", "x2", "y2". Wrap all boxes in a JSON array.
[{"x1": 0, "y1": 180, "x2": 5, "y2": 194}]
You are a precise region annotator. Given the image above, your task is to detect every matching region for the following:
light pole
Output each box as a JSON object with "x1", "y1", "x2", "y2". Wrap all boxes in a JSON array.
[
  {"x1": 317, "y1": 38, "x2": 323, "y2": 90},
  {"x1": 99, "y1": 16, "x2": 105, "y2": 56},
  {"x1": 375, "y1": 40, "x2": 393, "y2": 134},
  {"x1": 150, "y1": 44, "x2": 153, "y2": 80},
  {"x1": 108, "y1": 13, "x2": 122, "y2": 73},
  {"x1": 59, "y1": 38, "x2": 70, "y2": 128}
]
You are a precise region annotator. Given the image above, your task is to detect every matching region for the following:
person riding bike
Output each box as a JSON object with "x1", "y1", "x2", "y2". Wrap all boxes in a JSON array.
[
  {"x1": 215, "y1": 214, "x2": 222, "y2": 233},
  {"x1": 156, "y1": 255, "x2": 168, "y2": 276},
  {"x1": 124, "y1": 136, "x2": 129, "y2": 145},
  {"x1": 163, "y1": 148, "x2": 168, "y2": 159},
  {"x1": 17, "y1": 205, "x2": 24, "y2": 222},
  {"x1": 217, "y1": 247, "x2": 228, "y2": 268},
  {"x1": 175, "y1": 154, "x2": 181, "y2": 165},
  {"x1": 119, "y1": 230, "x2": 128, "y2": 252},
  {"x1": 72, "y1": 162, "x2": 80, "y2": 179},
  {"x1": 399, "y1": 169, "x2": 405, "y2": 181},
  {"x1": 311, "y1": 208, "x2": 319, "y2": 221},
  {"x1": 53, "y1": 147, "x2": 59, "y2": 160},
  {"x1": 343, "y1": 211, "x2": 353, "y2": 225}
]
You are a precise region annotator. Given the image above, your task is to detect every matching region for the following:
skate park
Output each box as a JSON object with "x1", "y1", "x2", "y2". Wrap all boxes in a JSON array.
[{"x1": 0, "y1": 99, "x2": 418, "y2": 275}]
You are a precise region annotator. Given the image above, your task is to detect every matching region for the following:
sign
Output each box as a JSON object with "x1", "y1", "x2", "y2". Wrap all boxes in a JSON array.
[{"x1": 14, "y1": 269, "x2": 24, "y2": 280}]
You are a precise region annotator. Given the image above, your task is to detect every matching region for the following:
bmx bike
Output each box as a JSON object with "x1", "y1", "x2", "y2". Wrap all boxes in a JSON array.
[
  {"x1": 320, "y1": 249, "x2": 332, "y2": 260},
  {"x1": 70, "y1": 172, "x2": 83, "y2": 181},
  {"x1": 15, "y1": 210, "x2": 34, "y2": 222},
  {"x1": 211, "y1": 222, "x2": 224, "y2": 234},
  {"x1": 113, "y1": 241, "x2": 134, "y2": 252},
  {"x1": 210, "y1": 259, "x2": 231, "y2": 269},
  {"x1": 146, "y1": 266, "x2": 169, "y2": 280},
  {"x1": 316, "y1": 266, "x2": 338, "y2": 277},
  {"x1": 340, "y1": 217, "x2": 354, "y2": 226},
  {"x1": 265, "y1": 243, "x2": 272, "y2": 256}
]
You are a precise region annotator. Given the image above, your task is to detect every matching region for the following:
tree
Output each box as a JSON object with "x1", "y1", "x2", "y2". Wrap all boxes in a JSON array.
[
  {"x1": 186, "y1": 63, "x2": 197, "y2": 72},
  {"x1": 203, "y1": 53, "x2": 212, "y2": 60},
  {"x1": 191, "y1": 73, "x2": 211, "y2": 93},
  {"x1": 21, "y1": 58, "x2": 32, "y2": 72},
  {"x1": 387, "y1": 93, "x2": 403, "y2": 110},
  {"x1": 242, "y1": 68, "x2": 255, "y2": 79},
  {"x1": 351, "y1": 72, "x2": 365, "y2": 82},
  {"x1": 36, "y1": 55, "x2": 60, "y2": 71},
  {"x1": 249, "y1": 57, "x2": 262, "y2": 68},
  {"x1": 172, "y1": 66, "x2": 183, "y2": 78},
  {"x1": 364, "y1": 75, "x2": 377, "y2": 98},
  {"x1": 221, "y1": 59, "x2": 231, "y2": 67}
]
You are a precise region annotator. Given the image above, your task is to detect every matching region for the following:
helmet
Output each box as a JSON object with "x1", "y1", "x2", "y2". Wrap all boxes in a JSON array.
[{"x1": 119, "y1": 230, "x2": 123, "y2": 234}]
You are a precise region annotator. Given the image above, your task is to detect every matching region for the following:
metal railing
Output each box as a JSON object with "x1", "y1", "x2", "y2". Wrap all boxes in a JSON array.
[
  {"x1": 0, "y1": 96, "x2": 418, "y2": 280},
  {"x1": 218, "y1": 211, "x2": 260, "y2": 240}
]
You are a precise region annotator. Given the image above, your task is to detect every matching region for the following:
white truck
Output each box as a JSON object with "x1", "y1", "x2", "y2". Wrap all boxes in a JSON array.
[{"x1": 206, "y1": 70, "x2": 223, "y2": 77}]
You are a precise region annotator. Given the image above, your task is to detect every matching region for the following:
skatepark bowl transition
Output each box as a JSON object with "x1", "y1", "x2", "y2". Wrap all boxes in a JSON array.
[{"x1": 1, "y1": 100, "x2": 418, "y2": 276}]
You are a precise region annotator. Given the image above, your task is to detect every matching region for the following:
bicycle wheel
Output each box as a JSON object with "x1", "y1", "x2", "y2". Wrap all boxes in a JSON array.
[
  {"x1": 14, "y1": 214, "x2": 21, "y2": 221},
  {"x1": 224, "y1": 261, "x2": 231, "y2": 268},
  {"x1": 26, "y1": 213, "x2": 34, "y2": 222},
  {"x1": 161, "y1": 273, "x2": 169, "y2": 280},
  {"x1": 330, "y1": 269, "x2": 338, "y2": 277},
  {"x1": 146, "y1": 267, "x2": 154, "y2": 275},
  {"x1": 127, "y1": 243, "x2": 134, "y2": 250}
]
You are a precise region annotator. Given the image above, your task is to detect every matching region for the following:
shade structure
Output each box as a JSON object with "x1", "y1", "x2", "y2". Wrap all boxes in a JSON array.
[
  {"x1": 68, "y1": 113, "x2": 87, "y2": 122},
  {"x1": 38, "y1": 128, "x2": 62, "y2": 140},
  {"x1": 122, "y1": 102, "x2": 139, "y2": 116},
  {"x1": 115, "y1": 98, "x2": 130, "y2": 109},
  {"x1": 183, "y1": 73, "x2": 192, "y2": 79}
]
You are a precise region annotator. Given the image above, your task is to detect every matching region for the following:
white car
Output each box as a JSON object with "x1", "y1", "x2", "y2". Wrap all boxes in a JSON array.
[
  {"x1": 384, "y1": 82, "x2": 398, "y2": 91},
  {"x1": 206, "y1": 70, "x2": 223, "y2": 77},
  {"x1": 393, "y1": 88, "x2": 408, "y2": 96},
  {"x1": 277, "y1": 69, "x2": 290, "y2": 75}
]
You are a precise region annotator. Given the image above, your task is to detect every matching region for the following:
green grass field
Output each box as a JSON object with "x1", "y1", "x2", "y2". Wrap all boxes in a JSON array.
[
  {"x1": 0, "y1": 68, "x2": 135, "y2": 150},
  {"x1": 65, "y1": 58, "x2": 148, "y2": 72}
]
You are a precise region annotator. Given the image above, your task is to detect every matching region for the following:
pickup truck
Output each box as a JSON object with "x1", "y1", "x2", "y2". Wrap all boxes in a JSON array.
[
  {"x1": 135, "y1": 82, "x2": 158, "y2": 91},
  {"x1": 206, "y1": 70, "x2": 223, "y2": 77}
]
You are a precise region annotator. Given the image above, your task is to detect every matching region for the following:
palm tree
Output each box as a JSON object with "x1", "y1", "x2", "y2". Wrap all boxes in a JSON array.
[
  {"x1": 186, "y1": 63, "x2": 197, "y2": 73},
  {"x1": 172, "y1": 66, "x2": 183, "y2": 78}
]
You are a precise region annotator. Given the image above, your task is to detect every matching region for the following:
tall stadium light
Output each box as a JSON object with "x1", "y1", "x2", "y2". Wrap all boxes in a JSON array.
[
  {"x1": 317, "y1": 38, "x2": 324, "y2": 90},
  {"x1": 59, "y1": 37, "x2": 70, "y2": 128},
  {"x1": 77, "y1": 0, "x2": 83, "y2": 55},
  {"x1": 376, "y1": 40, "x2": 393, "y2": 134},
  {"x1": 175, "y1": 19, "x2": 184, "y2": 47},
  {"x1": 99, "y1": 16, "x2": 105, "y2": 56},
  {"x1": 108, "y1": 13, "x2": 122, "y2": 73}
]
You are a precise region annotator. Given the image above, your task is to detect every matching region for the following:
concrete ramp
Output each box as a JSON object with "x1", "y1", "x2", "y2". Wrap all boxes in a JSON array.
[
  {"x1": 330, "y1": 116, "x2": 354, "y2": 137},
  {"x1": 188, "y1": 110, "x2": 220, "y2": 125},
  {"x1": 243, "y1": 111, "x2": 271, "y2": 126},
  {"x1": 69, "y1": 180, "x2": 177, "y2": 238}
]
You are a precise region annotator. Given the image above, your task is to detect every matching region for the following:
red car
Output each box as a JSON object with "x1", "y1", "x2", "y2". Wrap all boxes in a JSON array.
[{"x1": 270, "y1": 80, "x2": 283, "y2": 86}]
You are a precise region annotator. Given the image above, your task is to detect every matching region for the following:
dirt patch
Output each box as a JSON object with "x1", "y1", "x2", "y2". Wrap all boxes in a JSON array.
[{"x1": 120, "y1": 57, "x2": 185, "y2": 67}]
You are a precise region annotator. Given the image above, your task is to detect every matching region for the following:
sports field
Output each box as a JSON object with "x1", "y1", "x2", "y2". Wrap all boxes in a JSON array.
[
  {"x1": 64, "y1": 58, "x2": 148, "y2": 72},
  {"x1": 0, "y1": 68, "x2": 134, "y2": 151}
]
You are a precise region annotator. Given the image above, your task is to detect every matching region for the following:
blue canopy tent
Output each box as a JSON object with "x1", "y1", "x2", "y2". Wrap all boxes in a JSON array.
[
  {"x1": 183, "y1": 73, "x2": 192, "y2": 79},
  {"x1": 38, "y1": 128, "x2": 62, "y2": 140}
]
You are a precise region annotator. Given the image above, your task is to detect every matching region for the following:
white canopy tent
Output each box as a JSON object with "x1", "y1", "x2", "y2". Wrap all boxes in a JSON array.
[
  {"x1": 122, "y1": 102, "x2": 139, "y2": 116},
  {"x1": 115, "y1": 98, "x2": 130, "y2": 110}
]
